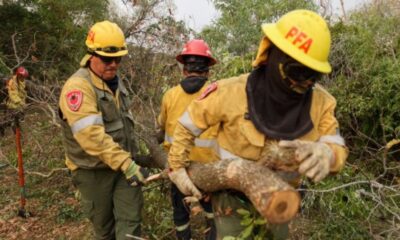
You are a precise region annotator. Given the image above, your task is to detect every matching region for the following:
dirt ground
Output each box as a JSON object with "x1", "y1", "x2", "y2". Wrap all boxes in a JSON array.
[{"x1": 0, "y1": 168, "x2": 92, "y2": 240}]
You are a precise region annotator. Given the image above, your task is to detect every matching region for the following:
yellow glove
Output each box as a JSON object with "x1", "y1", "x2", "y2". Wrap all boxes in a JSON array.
[
  {"x1": 279, "y1": 140, "x2": 334, "y2": 183},
  {"x1": 168, "y1": 168, "x2": 202, "y2": 199}
]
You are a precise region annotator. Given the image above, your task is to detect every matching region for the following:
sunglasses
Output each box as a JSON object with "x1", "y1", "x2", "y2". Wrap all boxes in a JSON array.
[
  {"x1": 282, "y1": 61, "x2": 322, "y2": 83},
  {"x1": 96, "y1": 54, "x2": 122, "y2": 64},
  {"x1": 92, "y1": 46, "x2": 127, "y2": 53}
]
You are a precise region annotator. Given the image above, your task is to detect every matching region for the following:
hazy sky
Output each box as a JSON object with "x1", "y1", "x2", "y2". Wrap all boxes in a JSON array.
[
  {"x1": 173, "y1": 0, "x2": 371, "y2": 32},
  {"x1": 173, "y1": 0, "x2": 218, "y2": 31}
]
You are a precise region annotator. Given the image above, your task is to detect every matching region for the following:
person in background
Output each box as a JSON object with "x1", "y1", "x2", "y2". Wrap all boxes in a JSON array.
[
  {"x1": 5, "y1": 66, "x2": 28, "y2": 110},
  {"x1": 167, "y1": 10, "x2": 348, "y2": 239},
  {"x1": 158, "y1": 39, "x2": 218, "y2": 240},
  {"x1": 59, "y1": 20, "x2": 148, "y2": 239},
  {"x1": 0, "y1": 66, "x2": 29, "y2": 136}
]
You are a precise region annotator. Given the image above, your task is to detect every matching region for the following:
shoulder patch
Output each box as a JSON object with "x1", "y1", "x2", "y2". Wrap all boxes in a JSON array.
[
  {"x1": 198, "y1": 82, "x2": 218, "y2": 100},
  {"x1": 66, "y1": 90, "x2": 83, "y2": 111}
]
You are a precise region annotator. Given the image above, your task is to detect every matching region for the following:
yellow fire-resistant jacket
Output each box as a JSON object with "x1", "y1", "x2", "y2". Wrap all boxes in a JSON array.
[
  {"x1": 59, "y1": 68, "x2": 133, "y2": 172},
  {"x1": 158, "y1": 84, "x2": 218, "y2": 164},
  {"x1": 6, "y1": 75, "x2": 27, "y2": 109},
  {"x1": 168, "y1": 74, "x2": 348, "y2": 177}
]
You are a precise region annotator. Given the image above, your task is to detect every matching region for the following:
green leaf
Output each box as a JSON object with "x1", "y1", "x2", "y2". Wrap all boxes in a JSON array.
[
  {"x1": 240, "y1": 217, "x2": 253, "y2": 226},
  {"x1": 239, "y1": 224, "x2": 254, "y2": 239},
  {"x1": 253, "y1": 218, "x2": 267, "y2": 225},
  {"x1": 237, "y1": 208, "x2": 251, "y2": 216},
  {"x1": 222, "y1": 236, "x2": 237, "y2": 240}
]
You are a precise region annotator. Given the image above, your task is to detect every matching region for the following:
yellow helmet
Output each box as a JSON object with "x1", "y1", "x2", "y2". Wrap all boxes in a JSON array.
[
  {"x1": 262, "y1": 10, "x2": 331, "y2": 73},
  {"x1": 85, "y1": 20, "x2": 128, "y2": 57}
]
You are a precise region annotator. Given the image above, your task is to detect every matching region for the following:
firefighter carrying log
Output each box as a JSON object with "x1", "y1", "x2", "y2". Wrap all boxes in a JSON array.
[
  {"x1": 167, "y1": 10, "x2": 349, "y2": 239},
  {"x1": 157, "y1": 39, "x2": 218, "y2": 240}
]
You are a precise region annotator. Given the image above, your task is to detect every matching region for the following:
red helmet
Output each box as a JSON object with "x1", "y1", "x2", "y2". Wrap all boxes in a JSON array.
[
  {"x1": 176, "y1": 39, "x2": 217, "y2": 66},
  {"x1": 15, "y1": 66, "x2": 29, "y2": 78}
]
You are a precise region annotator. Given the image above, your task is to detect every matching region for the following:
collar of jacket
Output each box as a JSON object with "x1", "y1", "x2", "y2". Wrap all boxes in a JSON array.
[{"x1": 87, "y1": 68, "x2": 117, "y2": 96}]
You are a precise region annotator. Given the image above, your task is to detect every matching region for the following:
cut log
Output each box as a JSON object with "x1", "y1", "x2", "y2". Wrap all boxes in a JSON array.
[
  {"x1": 188, "y1": 159, "x2": 300, "y2": 224},
  {"x1": 144, "y1": 137, "x2": 300, "y2": 224}
]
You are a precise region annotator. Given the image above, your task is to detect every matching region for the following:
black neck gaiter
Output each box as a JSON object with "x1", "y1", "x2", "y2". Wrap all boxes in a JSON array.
[
  {"x1": 180, "y1": 76, "x2": 208, "y2": 94},
  {"x1": 88, "y1": 66, "x2": 119, "y2": 94},
  {"x1": 246, "y1": 47, "x2": 313, "y2": 140},
  {"x1": 104, "y1": 76, "x2": 119, "y2": 94}
]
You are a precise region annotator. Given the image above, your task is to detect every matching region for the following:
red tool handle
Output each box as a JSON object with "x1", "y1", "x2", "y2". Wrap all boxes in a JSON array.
[{"x1": 15, "y1": 127, "x2": 26, "y2": 208}]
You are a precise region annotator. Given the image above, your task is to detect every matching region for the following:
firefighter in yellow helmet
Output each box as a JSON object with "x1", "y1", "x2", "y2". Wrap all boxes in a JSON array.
[
  {"x1": 59, "y1": 21, "x2": 148, "y2": 239},
  {"x1": 157, "y1": 39, "x2": 218, "y2": 240},
  {"x1": 167, "y1": 10, "x2": 348, "y2": 239}
]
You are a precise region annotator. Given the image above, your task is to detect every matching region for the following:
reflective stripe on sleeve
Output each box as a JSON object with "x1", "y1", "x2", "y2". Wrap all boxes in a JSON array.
[
  {"x1": 194, "y1": 138, "x2": 216, "y2": 148},
  {"x1": 178, "y1": 111, "x2": 203, "y2": 136},
  {"x1": 71, "y1": 114, "x2": 103, "y2": 134},
  {"x1": 165, "y1": 133, "x2": 174, "y2": 143},
  {"x1": 166, "y1": 131, "x2": 215, "y2": 148},
  {"x1": 218, "y1": 146, "x2": 240, "y2": 160},
  {"x1": 319, "y1": 134, "x2": 345, "y2": 146}
]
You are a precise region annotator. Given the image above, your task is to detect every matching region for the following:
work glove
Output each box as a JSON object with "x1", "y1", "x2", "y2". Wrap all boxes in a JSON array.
[
  {"x1": 279, "y1": 140, "x2": 334, "y2": 183},
  {"x1": 168, "y1": 168, "x2": 202, "y2": 199},
  {"x1": 124, "y1": 161, "x2": 150, "y2": 187}
]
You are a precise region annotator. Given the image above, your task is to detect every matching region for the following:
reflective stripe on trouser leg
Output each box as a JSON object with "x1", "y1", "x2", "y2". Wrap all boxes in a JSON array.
[
  {"x1": 171, "y1": 184, "x2": 191, "y2": 239},
  {"x1": 176, "y1": 222, "x2": 192, "y2": 240},
  {"x1": 176, "y1": 222, "x2": 190, "y2": 232},
  {"x1": 204, "y1": 211, "x2": 214, "y2": 219},
  {"x1": 200, "y1": 195, "x2": 216, "y2": 240}
]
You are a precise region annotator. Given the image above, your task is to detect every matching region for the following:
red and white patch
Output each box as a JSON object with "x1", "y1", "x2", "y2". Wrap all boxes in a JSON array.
[
  {"x1": 198, "y1": 82, "x2": 218, "y2": 100},
  {"x1": 66, "y1": 90, "x2": 83, "y2": 111}
]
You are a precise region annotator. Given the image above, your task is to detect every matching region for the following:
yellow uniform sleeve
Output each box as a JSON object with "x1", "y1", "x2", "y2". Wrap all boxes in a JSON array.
[
  {"x1": 317, "y1": 96, "x2": 348, "y2": 172},
  {"x1": 59, "y1": 77, "x2": 132, "y2": 172},
  {"x1": 168, "y1": 87, "x2": 222, "y2": 170}
]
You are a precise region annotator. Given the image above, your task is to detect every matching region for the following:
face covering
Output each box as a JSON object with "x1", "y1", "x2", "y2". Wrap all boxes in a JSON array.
[
  {"x1": 280, "y1": 59, "x2": 321, "y2": 94},
  {"x1": 180, "y1": 75, "x2": 208, "y2": 94},
  {"x1": 246, "y1": 46, "x2": 314, "y2": 140}
]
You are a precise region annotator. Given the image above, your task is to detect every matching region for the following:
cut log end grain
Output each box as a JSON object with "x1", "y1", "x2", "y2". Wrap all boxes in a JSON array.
[{"x1": 264, "y1": 190, "x2": 301, "y2": 224}]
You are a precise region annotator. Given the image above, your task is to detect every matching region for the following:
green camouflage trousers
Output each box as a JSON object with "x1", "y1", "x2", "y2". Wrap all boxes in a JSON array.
[
  {"x1": 212, "y1": 191, "x2": 289, "y2": 240},
  {"x1": 71, "y1": 168, "x2": 144, "y2": 240}
]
